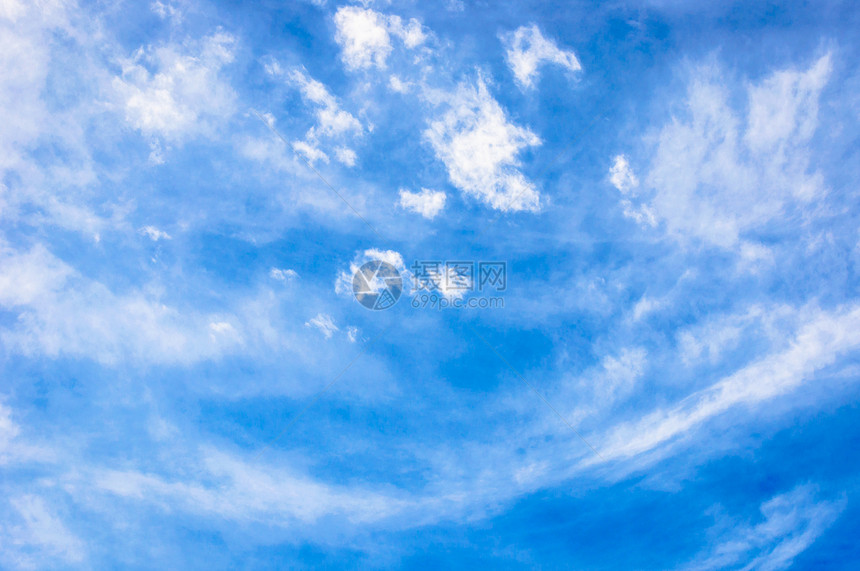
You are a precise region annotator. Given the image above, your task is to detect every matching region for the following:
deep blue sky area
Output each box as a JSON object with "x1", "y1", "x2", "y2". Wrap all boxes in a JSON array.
[{"x1": 1, "y1": 0, "x2": 860, "y2": 568}]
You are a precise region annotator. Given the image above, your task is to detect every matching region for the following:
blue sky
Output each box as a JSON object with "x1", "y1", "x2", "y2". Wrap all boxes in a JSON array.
[{"x1": 1, "y1": 0, "x2": 860, "y2": 568}]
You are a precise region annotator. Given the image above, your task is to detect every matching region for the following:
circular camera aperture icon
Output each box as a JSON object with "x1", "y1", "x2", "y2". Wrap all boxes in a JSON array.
[{"x1": 352, "y1": 260, "x2": 403, "y2": 310}]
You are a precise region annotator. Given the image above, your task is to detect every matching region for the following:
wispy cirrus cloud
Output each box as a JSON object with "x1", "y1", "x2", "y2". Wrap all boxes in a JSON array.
[
  {"x1": 1, "y1": 495, "x2": 86, "y2": 569},
  {"x1": 596, "y1": 303, "x2": 860, "y2": 465},
  {"x1": 683, "y1": 486, "x2": 844, "y2": 571},
  {"x1": 617, "y1": 54, "x2": 832, "y2": 250}
]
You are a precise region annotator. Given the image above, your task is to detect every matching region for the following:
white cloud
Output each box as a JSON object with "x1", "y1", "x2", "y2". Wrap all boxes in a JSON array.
[
  {"x1": 269, "y1": 268, "x2": 298, "y2": 281},
  {"x1": 746, "y1": 55, "x2": 831, "y2": 156},
  {"x1": 209, "y1": 321, "x2": 240, "y2": 343},
  {"x1": 388, "y1": 14, "x2": 426, "y2": 49},
  {"x1": 425, "y1": 76, "x2": 542, "y2": 212},
  {"x1": 288, "y1": 69, "x2": 362, "y2": 138},
  {"x1": 0, "y1": 0, "x2": 118, "y2": 239},
  {"x1": 113, "y1": 31, "x2": 237, "y2": 141},
  {"x1": 0, "y1": 0, "x2": 28, "y2": 22},
  {"x1": 685, "y1": 486, "x2": 844, "y2": 571},
  {"x1": 636, "y1": 54, "x2": 832, "y2": 248},
  {"x1": 139, "y1": 225, "x2": 171, "y2": 241},
  {"x1": 552, "y1": 345, "x2": 650, "y2": 427},
  {"x1": 679, "y1": 320, "x2": 741, "y2": 367},
  {"x1": 305, "y1": 313, "x2": 339, "y2": 339},
  {"x1": 268, "y1": 66, "x2": 363, "y2": 166},
  {"x1": 0, "y1": 3, "x2": 52, "y2": 174},
  {"x1": 148, "y1": 139, "x2": 166, "y2": 164},
  {"x1": 676, "y1": 304, "x2": 796, "y2": 369},
  {"x1": 738, "y1": 241, "x2": 775, "y2": 273},
  {"x1": 631, "y1": 296, "x2": 664, "y2": 321},
  {"x1": 364, "y1": 248, "x2": 405, "y2": 270},
  {"x1": 85, "y1": 443, "x2": 568, "y2": 536},
  {"x1": 620, "y1": 198, "x2": 657, "y2": 228},
  {"x1": 609, "y1": 154, "x2": 638, "y2": 194},
  {"x1": 597, "y1": 303, "x2": 860, "y2": 463},
  {"x1": 0, "y1": 401, "x2": 21, "y2": 462},
  {"x1": 596, "y1": 348, "x2": 647, "y2": 405},
  {"x1": 94, "y1": 449, "x2": 408, "y2": 525},
  {"x1": 291, "y1": 140, "x2": 330, "y2": 164},
  {"x1": 501, "y1": 24, "x2": 581, "y2": 89},
  {"x1": 0, "y1": 242, "x2": 260, "y2": 365},
  {"x1": 0, "y1": 243, "x2": 73, "y2": 307},
  {"x1": 608, "y1": 154, "x2": 656, "y2": 226},
  {"x1": 334, "y1": 146, "x2": 358, "y2": 166},
  {"x1": 151, "y1": 1, "x2": 182, "y2": 25},
  {"x1": 2, "y1": 495, "x2": 85, "y2": 568},
  {"x1": 333, "y1": 6, "x2": 426, "y2": 71},
  {"x1": 334, "y1": 6, "x2": 392, "y2": 71},
  {"x1": 398, "y1": 188, "x2": 446, "y2": 219},
  {"x1": 388, "y1": 75, "x2": 411, "y2": 93},
  {"x1": 0, "y1": 397, "x2": 54, "y2": 467},
  {"x1": 346, "y1": 326, "x2": 360, "y2": 343},
  {"x1": 237, "y1": 132, "x2": 356, "y2": 215}
]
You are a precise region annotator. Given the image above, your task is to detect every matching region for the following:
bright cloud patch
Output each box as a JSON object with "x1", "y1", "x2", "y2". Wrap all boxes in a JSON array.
[
  {"x1": 389, "y1": 15, "x2": 427, "y2": 48},
  {"x1": 305, "y1": 313, "x2": 339, "y2": 339},
  {"x1": 425, "y1": 77, "x2": 542, "y2": 212},
  {"x1": 398, "y1": 188, "x2": 446, "y2": 219},
  {"x1": 269, "y1": 268, "x2": 298, "y2": 281},
  {"x1": 501, "y1": 24, "x2": 581, "y2": 89},
  {"x1": 633, "y1": 54, "x2": 832, "y2": 248},
  {"x1": 113, "y1": 31, "x2": 236, "y2": 141},
  {"x1": 608, "y1": 155, "x2": 656, "y2": 227},
  {"x1": 608, "y1": 155, "x2": 638, "y2": 193},
  {"x1": 333, "y1": 6, "x2": 425, "y2": 71},
  {"x1": 266, "y1": 64, "x2": 363, "y2": 165},
  {"x1": 346, "y1": 326, "x2": 360, "y2": 343},
  {"x1": 685, "y1": 486, "x2": 844, "y2": 571},
  {"x1": 139, "y1": 225, "x2": 171, "y2": 241}
]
